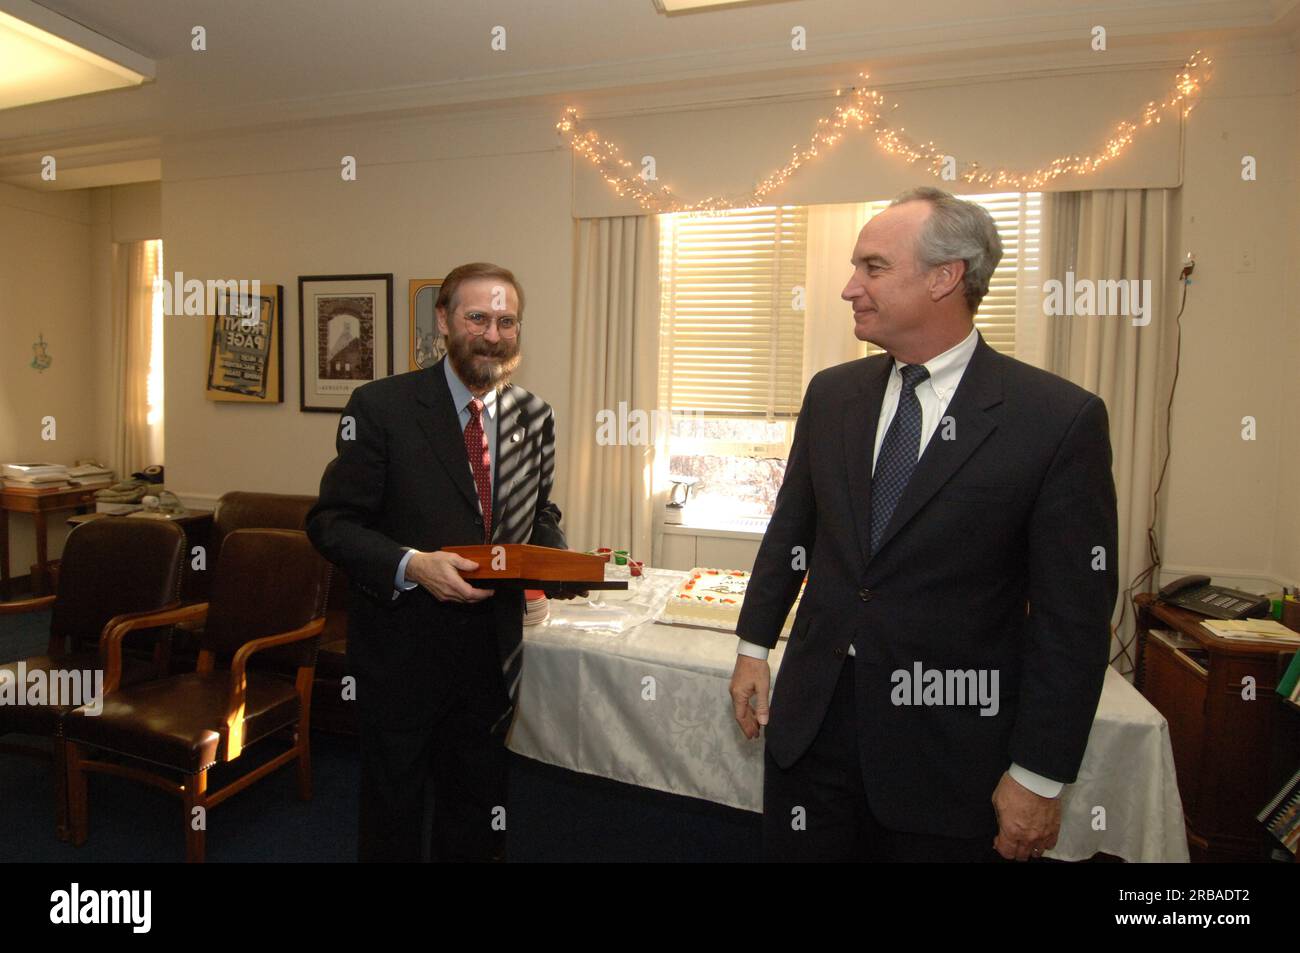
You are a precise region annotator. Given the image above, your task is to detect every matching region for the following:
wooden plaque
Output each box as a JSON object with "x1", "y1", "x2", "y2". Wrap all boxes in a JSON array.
[{"x1": 439, "y1": 543, "x2": 627, "y2": 590}]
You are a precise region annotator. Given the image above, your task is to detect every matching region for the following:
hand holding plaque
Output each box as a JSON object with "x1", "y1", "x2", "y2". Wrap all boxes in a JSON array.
[{"x1": 438, "y1": 543, "x2": 625, "y2": 597}]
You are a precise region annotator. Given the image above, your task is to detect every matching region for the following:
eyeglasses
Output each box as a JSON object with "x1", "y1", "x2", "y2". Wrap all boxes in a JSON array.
[{"x1": 461, "y1": 311, "x2": 521, "y2": 338}]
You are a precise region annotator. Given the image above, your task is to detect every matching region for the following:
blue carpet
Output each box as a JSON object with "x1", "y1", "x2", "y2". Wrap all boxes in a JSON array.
[
  {"x1": 1, "y1": 609, "x2": 759, "y2": 862},
  {"x1": 0, "y1": 605, "x2": 50, "y2": 663}
]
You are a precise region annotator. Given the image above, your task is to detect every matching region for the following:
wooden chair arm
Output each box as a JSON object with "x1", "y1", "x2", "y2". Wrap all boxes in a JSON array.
[
  {"x1": 101, "y1": 602, "x2": 210, "y2": 693},
  {"x1": 225, "y1": 616, "x2": 326, "y2": 758},
  {"x1": 0, "y1": 595, "x2": 57, "y2": 616}
]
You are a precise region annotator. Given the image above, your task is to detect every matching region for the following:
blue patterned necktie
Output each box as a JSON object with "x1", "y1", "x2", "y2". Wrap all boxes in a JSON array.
[{"x1": 869, "y1": 363, "x2": 930, "y2": 555}]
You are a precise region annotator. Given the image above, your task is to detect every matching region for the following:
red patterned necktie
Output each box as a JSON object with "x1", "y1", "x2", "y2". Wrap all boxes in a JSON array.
[{"x1": 465, "y1": 397, "x2": 492, "y2": 542}]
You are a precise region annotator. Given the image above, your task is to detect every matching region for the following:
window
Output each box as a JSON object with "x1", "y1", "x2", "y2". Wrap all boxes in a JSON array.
[
  {"x1": 146, "y1": 239, "x2": 165, "y2": 443},
  {"x1": 114, "y1": 238, "x2": 165, "y2": 477},
  {"x1": 656, "y1": 194, "x2": 1040, "y2": 525},
  {"x1": 658, "y1": 206, "x2": 808, "y2": 418},
  {"x1": 657, "y1": 206, "x2": 807, "y2": 521}
]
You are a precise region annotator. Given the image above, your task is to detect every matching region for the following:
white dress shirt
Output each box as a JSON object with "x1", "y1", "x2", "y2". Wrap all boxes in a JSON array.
[{"x1": 735, "y1": 327, "x2": 1063, "y2": 798}]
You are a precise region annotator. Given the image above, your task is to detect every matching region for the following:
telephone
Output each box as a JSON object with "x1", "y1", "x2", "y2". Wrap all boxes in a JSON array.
[{"x1": 1157, "y1": 574, "x2": 1271, "y2": 620}]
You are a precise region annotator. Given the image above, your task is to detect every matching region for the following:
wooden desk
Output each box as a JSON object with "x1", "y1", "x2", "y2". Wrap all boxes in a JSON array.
[
  {"x1": 0, "y1": 484, "x2": 100, "y2": 598},
  {"x1": 1134, "y1": 592, "x2": 1296, "y2": 861}
]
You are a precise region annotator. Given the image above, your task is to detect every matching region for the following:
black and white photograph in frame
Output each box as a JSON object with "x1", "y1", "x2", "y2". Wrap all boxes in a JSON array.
[{"x1": 298, "y1": 273, "x2": 393, "y2": 412}]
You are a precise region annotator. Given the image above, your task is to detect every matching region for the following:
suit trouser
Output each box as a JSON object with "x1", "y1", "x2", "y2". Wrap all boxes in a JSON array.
[
  {"x1": 762, "y1": 658, "x2": 1002, "y2": 862},
  {"x1": 357, "y1": 615, "x2": 511, "y2": 862}
]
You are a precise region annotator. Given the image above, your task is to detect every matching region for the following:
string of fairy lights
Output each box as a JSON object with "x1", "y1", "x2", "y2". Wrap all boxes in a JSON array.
[{"x1": 555, "y1": 50, "x2": 1212, "y2": 213}]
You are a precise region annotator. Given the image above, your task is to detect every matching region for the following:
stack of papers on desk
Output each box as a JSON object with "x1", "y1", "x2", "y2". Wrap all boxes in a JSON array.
[
  {"x1": 2, "y1": 462, "x2": 69, "y2": 489},
  {"x1": 66, "y1": 463, "x2": 113, "y2": 485},
  {"x1": 1201, "y1": 618, "x2": 1300, "y2": 645}
]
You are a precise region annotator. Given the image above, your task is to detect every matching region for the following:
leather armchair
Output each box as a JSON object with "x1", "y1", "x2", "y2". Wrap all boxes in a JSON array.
[
  {"x1": 188, "y1": 490, "x2": 356, "y2": 736},
  {"x1": 63, "y1": 528, "x2": 331, "y2": 863},
  {"x1": 172, "y1": 491, "x2": 318, "y2": 664},
  {"x1": 209, "y1": 492, "x2": 318, "y2": 569},
  {"x1": 0, "y1": 518, "x2": 184, "y2": 839}
]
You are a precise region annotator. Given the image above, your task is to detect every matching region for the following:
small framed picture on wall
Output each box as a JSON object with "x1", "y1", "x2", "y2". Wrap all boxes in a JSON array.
[
  {"x1": 298, "y1": 273, "x2": 393, "y2": 413},
  {"x1": 205, "y1": 282, "x2": 284, "y2": 403},
  {"x1": 408, "y1": 278, "x2": 446, "y2": 371}
]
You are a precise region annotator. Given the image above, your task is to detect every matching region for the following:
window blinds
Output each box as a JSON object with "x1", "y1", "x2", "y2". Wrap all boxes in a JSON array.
[
  {"x1": 658, "y1": 206, "x2": 808, "y2": 419},
  {"x1": 657, "y1": 194, "x2": 1039, "y2": 417}
]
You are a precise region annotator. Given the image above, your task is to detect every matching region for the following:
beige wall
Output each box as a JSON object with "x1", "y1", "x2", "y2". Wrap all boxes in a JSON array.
[
  {"x1": 1271, "y1": 51, "x2": 1300, "y2": 587},
  {"x1": 108, "y1": 182, "x2": 163, "y2": 243},
  {"x1": 0, "y1": 183, "x2": 94, "y2": 579},
  {"x1": 160, "y1": 114, "x2": 575, "y2": 510},
  {"x1": 0, "y1": 181, "x2": 160, "y2": 585},
  {"x1": 1158, "y1": 49, "x2": 1299, "y2": 590}
]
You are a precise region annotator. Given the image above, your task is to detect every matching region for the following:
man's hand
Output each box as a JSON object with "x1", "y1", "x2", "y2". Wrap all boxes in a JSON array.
[
  {"x1": 730, "y1": 654, "x2": 771, "y2": 740},
  {"x1": 404, "y1": 551, "x2": 496, "y2": 603},
  {"x1": 992, "y1": 771, "x2": 1060, "y2": 860}
]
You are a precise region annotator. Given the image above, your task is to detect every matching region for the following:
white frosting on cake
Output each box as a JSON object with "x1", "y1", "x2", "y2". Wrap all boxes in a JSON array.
[{"x1": 659, "y1": 567, "x2": 802, "y2": 636}]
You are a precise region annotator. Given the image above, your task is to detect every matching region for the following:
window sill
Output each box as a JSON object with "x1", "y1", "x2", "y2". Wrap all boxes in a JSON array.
[{"x1": 662, "y1": 517, "x2": 769, "y2": 541}]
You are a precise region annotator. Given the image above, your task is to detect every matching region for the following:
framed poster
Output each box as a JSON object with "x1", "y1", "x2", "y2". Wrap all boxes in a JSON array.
[
  {"x1": 298, "y1": 273, "x2": 393, "y2": 413},
  {"x1": 205, "y1": 282, "x2": 283, "y2": 403},
  {"x1": 408, "y1": 278, "x2": 446, "y2": 371}
]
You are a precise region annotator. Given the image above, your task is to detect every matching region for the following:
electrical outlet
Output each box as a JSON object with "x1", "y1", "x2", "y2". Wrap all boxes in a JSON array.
[{"x1": 1236, "y1": 245, "x2": 1256, "y2": 273}]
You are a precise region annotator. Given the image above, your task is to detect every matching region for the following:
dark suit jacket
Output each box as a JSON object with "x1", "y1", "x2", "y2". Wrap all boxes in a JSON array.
[
  {"x1": 306, "y1": 358, "x2": 567, "y2": 728},
  {"x1": 736, "y1": 332, "x2": 1118, "y2": 837}
]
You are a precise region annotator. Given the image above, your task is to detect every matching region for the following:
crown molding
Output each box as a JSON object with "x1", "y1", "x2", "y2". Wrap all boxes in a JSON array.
[{"x1": 0, "y1": 11, "x2": 1295, "y2": 190}]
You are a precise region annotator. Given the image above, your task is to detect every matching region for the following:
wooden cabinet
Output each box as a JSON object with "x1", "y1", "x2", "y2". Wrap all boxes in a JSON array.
[{"x1": 1134, "y1": 593, "x2": 1292, "y2": 862}]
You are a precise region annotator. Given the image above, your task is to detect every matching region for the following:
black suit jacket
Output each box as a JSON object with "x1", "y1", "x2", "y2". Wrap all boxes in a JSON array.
[
  {"x1": 736, "y1": 333, "x2": 1118, "y2": 837},
  {"x1": 306, "y1": 358, "x2": 566, "y2": 728}
]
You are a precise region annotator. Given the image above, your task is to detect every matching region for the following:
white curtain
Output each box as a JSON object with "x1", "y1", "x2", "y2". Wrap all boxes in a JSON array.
[
  {"x1": 802, "y1": 202, "x2": 870, "y2": 387},
  {"x1": 565, "y1": 216, "x2": 663, "y2": 562},
  {"x1": 1041, "y1": 189, "x2": 1178, "y2": 678},
  {"x1": 110, "y1": 240, "x2": 163, "y2": 481}
]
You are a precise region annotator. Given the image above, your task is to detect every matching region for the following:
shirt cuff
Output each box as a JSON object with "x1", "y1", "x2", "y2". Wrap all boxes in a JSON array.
[
  {"x1": 737, "y1": 639, "x2": 770, "y2": 661},
  {"x1": 394, "y1": 548, "x2": 420, "y2": 597},
  {"x1": 1009, "y1": 763, "x2": 1064, "y2": 799}
]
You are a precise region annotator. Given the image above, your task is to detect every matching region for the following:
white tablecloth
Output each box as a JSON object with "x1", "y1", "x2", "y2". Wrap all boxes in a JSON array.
[{"x1": 508, "y1": 570, "x2": 1189, "y2": 862}]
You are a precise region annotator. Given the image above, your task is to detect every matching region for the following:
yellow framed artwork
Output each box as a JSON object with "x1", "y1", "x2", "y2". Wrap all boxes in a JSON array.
[
  {"x1": 408, "y1": 278, "x2": 446, "y2": 371},
  {"x1": 205, "y1": 282, "x2": 284, "y2": 403}
]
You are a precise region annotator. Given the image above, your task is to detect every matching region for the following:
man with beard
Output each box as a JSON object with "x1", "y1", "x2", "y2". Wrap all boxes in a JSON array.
[{"x1": 307, "y1": 262, "x2": 572, "y2": 862}]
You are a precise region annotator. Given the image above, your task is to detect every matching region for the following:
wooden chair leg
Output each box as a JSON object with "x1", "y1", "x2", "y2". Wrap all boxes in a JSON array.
[
  {"x1": 66, "y1": 741, "x2": 89, "y2": 846},
  {"x1": 295, "y1": 670, "x2": 315, "y2": 802},
  {"x1": 183, "y1": 770, "x2": 207, "y2": 864},
  {"x1": 295, "y1": 727, "x2": 312, "y2": 801},
  {"x1": 52, "y1": 736, "x2": 70, "y2": 841}
]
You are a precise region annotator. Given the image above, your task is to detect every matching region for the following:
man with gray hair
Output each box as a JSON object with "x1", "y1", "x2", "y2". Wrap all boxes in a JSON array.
[{"x1": 730, "y1": 187, "x2": 1117, "y2": 862}]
